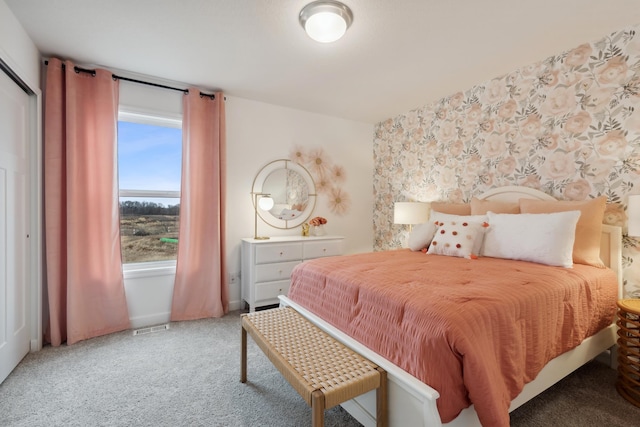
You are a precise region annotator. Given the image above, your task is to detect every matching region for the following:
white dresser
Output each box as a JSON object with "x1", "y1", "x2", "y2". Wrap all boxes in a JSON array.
[{"x1": 241, "y1": 235, "x2": 344, "y2": 311}]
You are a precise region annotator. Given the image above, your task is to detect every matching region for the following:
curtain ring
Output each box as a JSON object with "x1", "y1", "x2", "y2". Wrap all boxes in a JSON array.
[{"x1": 73, "y1": 66, "x2": 96, "y2": 77}]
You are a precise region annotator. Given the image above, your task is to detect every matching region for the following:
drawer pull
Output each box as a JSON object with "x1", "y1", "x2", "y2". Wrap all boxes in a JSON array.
[
  {"x1": 323, "y1": 248, "x2": 326, "y2": 252},
  {"x1": 280, "y1": 251, "x2": 284, "y2": 256}
]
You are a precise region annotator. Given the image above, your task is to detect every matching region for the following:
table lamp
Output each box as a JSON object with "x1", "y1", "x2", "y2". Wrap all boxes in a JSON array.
[
  {"x1": 393, "y1": 202, "x2": 431, "y2": 231},
  {"x1": 253, "y1": 192, "x2": 274, "y2": 240}
]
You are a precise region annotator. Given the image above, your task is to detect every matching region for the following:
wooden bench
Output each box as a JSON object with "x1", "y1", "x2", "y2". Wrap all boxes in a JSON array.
[{"x1": 241, "y1": 306, "x2": 388, "y2": 427}]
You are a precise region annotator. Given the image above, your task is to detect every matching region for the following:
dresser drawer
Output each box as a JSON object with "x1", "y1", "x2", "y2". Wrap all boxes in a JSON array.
[
  {"x1": 255, "y1": 280, "x2": 290, "y2": 302},
  {"x1": 255, "y1": 243, "x2": 303, "y2": 264},
  {"x1": 303, "y1": 239, "x2": 343, "y2": 259},
  {"x1": 255, "y1": 261, "x2": 300, "y2": 283}
]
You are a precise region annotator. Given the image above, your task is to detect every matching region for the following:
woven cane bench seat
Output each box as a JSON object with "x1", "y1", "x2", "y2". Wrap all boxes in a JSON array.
[{"x1": 241, "y1": 306, "x2": 387, "y2": 426}]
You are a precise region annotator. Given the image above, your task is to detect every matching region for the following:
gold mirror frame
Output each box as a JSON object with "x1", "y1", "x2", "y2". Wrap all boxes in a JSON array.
[{"x1": 251, "y1": 159, "x2": 317, "y2": 229}]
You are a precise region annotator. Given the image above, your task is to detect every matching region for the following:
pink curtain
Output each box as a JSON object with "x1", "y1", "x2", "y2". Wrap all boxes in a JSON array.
[
  {"x1": 171, "y1": 90, "x2": 228, "y2": 321},
  {"x1": 44, "y1": 58, "x2": 130, "y2": 346}
]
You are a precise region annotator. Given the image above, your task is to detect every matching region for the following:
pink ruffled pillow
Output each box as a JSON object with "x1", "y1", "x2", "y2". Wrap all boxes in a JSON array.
[{"x1": 430, "y1": 202, "x2": 471, "y2": 215}]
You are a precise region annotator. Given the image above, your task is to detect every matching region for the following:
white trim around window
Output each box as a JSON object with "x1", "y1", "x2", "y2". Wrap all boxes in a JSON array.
[
  {"x1": 119, "y1": 189, "x2": 180, "y2": 198},
  {"x1": 117, "y1": 109, "x2": 182, "y2": 271},
  {"x1": 122, "y1": 259, "x2": 177, "y2": 278},
  {"x1": 118, "y1": 108, "x2": 182, "y2": 129}
]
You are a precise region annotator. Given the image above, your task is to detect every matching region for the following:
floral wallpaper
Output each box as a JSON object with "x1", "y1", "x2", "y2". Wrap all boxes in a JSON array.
[{"x1": 373, "y1": 24, "x2": 640, "y2": 297}]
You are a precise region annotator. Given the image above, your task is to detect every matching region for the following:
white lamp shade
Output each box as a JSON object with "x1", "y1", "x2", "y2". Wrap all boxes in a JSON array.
[
  {"x1": 258, "y1": 196, "x2": 274, "y2": 211},
  {"x1": 394, "y1": 202, "x2": 430, "y2": 225},
  {"x1": 628, "y1": 195, "x2": 640, "y2": 236}
]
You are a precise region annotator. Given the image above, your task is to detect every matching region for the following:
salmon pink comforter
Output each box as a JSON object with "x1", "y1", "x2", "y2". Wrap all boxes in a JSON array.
[{"x1": 287, "y1": 250, "x2": 618, "y2": 427}]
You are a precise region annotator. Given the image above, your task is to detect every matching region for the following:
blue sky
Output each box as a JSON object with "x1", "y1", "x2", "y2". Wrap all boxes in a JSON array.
[
  {"x1": 118, "y1": 121, "x2": 182, "y2": 207},
  {"x1": 118, "y1": 121, "x2": 182, "y2": 192}
]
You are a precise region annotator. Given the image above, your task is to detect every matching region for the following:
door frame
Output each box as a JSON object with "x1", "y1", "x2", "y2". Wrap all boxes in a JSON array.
[{"x1": 0, "y1": 53, "x2": 43, "y2": 353}]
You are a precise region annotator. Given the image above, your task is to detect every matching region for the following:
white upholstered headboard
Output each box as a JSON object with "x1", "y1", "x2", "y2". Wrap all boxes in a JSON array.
[
  {"x1": 478, "y1": 185, "x2": 623, "y2": 297},
  {"x1": 479, "y1": 185, "x2": 555, "y2": 202}
]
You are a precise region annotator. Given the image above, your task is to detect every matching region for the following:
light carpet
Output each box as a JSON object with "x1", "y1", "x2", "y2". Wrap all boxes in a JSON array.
[{"x1": 1, "y1": 311, "x2": 639, "y2": 426}]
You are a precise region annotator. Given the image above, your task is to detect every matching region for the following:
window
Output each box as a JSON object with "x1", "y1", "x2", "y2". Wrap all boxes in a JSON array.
[{"x1": 118, "y1": 112, "x2": 182, "y2": 264}]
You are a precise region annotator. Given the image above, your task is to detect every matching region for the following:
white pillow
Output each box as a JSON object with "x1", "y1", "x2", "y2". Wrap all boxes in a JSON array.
[
  {"x1": 408, "y1": 222, "x2": 437, "y2": 251},
  {"x1": 483, "y1": 211, "x2": 581, "y2": 268},
  {"x1": 429, "y1": 212, "x2": 488, "y2": 256},
  {"x1": 427, "y1": 220, "x2": 485, "y2": 259}
]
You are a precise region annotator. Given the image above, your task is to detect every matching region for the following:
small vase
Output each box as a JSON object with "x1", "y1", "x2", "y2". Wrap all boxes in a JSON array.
[{"x1": 312, "y1": 225, "x2": 326, "y2": 236}]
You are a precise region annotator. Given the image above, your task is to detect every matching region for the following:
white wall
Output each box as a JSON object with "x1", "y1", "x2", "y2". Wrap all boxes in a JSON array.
[
  {"x1": 118, "y1": 79, "x2": 183, "y2": 120},
  {"x1": 225, "y1": 96, "x2": 375, "y2": 309},
  {"x1": 0, "y1": 0, "x2": 40, "y2": 88},
  {"x1": 124, "y1": 264, "x2": 175, "y2": 329}
]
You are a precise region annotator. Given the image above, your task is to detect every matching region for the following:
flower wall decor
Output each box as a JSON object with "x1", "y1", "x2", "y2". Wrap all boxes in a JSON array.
[
  {"x1": 289, "y1": 146, "x2": 351, "y2": 216},
  {"x1": 373, "y1": 24, "x2": 640, "y2": 297}
]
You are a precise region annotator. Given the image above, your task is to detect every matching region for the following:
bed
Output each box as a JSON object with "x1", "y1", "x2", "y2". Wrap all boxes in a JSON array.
[{"x1": 279, "y1": 186, "x2": 623, "y2": 427}]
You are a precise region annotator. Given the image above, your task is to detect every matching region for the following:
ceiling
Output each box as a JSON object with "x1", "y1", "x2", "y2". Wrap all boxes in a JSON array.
[{"x1": 6, "y1": 0, "x2": 640, "y2": 124}]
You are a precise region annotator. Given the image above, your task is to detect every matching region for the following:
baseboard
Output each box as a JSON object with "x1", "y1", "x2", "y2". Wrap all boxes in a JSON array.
[
  {"x1": 228, "y1": 299, "x2": 242, "y2": 312},
  {"x1": 129, "y1": 311, "x2": 171, "y2": 329},
  {"x1": 129, "y1": 301, "x2": 243, "y2": 328}
]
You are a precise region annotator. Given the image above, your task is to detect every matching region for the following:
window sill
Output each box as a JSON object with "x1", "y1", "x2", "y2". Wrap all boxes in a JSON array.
[{"x1": 123, "y1": 260, "x2": 176, "y2": 279}]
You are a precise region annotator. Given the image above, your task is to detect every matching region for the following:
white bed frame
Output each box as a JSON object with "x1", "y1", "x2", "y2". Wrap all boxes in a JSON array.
[{"x1": 279, "y1": 186, "x2": 623, "y2": 427}]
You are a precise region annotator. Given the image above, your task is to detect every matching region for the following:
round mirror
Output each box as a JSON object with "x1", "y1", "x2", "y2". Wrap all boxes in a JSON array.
[{"x1": 252, "y1": 159, "x2": 317, "y2": 229}]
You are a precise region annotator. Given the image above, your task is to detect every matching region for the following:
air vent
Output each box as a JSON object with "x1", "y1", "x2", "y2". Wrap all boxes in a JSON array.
[{"x1": 132, "y1": 324, "x2": 170, "y2": 336}]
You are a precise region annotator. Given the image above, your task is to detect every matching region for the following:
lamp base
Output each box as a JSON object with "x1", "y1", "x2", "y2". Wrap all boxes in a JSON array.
[{"x1": 254, "y1": 236, "x2": 270, "y2": 240}]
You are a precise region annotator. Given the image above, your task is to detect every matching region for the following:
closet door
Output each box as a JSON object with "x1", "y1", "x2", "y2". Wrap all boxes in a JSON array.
[{"x1": 0, "y1": 67, "x2": 31, "y2": 384}]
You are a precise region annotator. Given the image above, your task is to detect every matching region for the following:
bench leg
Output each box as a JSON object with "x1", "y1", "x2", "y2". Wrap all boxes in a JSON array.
[
  {"x1": 376, "y1": 368, "x2": 388, "y2": 427},
  {"x1": 311, "y1": 390, "x2": 325, "y2": 427},
  {"x1": 241, "y1": 325, "x2": 247, "y2": 383}
]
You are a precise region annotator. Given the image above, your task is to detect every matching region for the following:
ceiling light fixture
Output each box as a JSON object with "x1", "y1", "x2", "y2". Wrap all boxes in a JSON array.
[{"x1": 299, "y1": 1, "x2": 353, "y2": 43}]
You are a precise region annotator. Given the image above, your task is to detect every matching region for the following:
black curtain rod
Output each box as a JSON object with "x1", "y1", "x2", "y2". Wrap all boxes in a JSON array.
[{"x1": 44, "y1": 60, "x2": 216, "y2": 100}]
